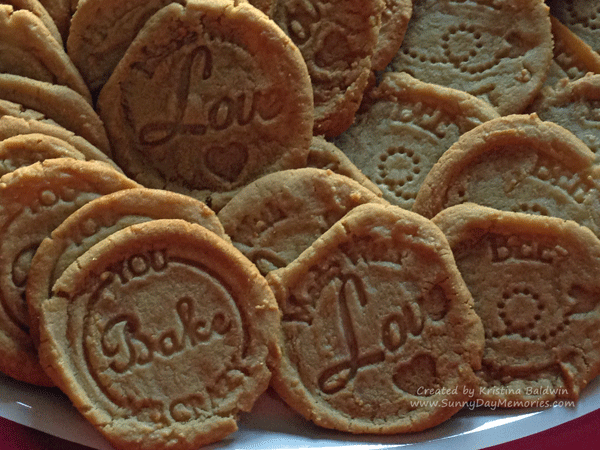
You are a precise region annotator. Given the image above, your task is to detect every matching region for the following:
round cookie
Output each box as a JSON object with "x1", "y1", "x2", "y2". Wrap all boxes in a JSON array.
[
  {"x1": 0, "y1": 74, "x2": 111, "y2": 155},
  {"x1": 269, "y1": 0, "x2": 384, "y2": 137},
  {"x1": 333, "y1": 72, "x2": 499, "y2": 210},
  {"x1": 67, "y1": 0, "x2": 184, "y2": 94},
  {"x1": 0, "y1": 133, "x2": 86, "y2": 177},
  {"x1": 217, "y1": 168, "x2": 388, "y2": 276},
  {"x1": 412, "y1": 114, "x2": 600, "y2": 241},
  {"x1": 38, "y1": 219, "x2": 280, "y2": 449},
  {"x1": 0, "y1": 115, "x2": 116, "y2": 168},
  {"x1": 307, "y1": 137, "x2": 382, "y2": 196},
  {"x1": 547, "y1": 0, "x2": 600, "y2": 54},
  {"x1": 433, "y1": 204, "x2": 600, "y2": 403},
  {"x1": 371, "y1": 0, "x2": 412, "y2": 71},
  {"x1": 266, "y1": 203, "x2": 484, "y2": 433},
  {"x1": 0, "y1": 158, "x2": 139, "y2": 386},
  {"x1": 529, "y1": 74, "x2": 600, "y2": 160},
  {"x1": 388, "y1": 0, "x2": 553, "y2": 115},
  {"x1": 0, "y1": 5, "x2": 92, "y2": 103},
  {"x1": 27, "y1": 187, "x2": 228, "y2": 347},
  {"x1": 4, "y1": 0, "x2": 63, "y2": 45},
  {"x1": 542, "y1": 16, "x2": 600, "y2": 89},
  {"x1": 97, "y1": 0, "x2": 313, "y2": 202}
]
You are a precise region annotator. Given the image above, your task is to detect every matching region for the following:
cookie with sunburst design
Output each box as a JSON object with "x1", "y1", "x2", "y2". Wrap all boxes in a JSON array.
[
  {"x1": 388, "y1": 0, "x2": 553, "y2": 115},
  {"x1": 433, "y1": 204, "x2": 600, "y2": 403}
]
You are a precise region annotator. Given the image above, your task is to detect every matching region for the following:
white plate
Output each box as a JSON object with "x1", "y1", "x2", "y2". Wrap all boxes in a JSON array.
[{"x1": 0, "y1": 373, "x2": 598, "y2": 450}]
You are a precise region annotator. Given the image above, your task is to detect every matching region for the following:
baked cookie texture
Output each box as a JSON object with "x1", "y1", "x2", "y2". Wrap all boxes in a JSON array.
[
  {"x1": 412, "y1": 114, "x2": 600, "y2": 241},
  {"x1": 38, "y1": 219, "x2": 280, "y2": 450},
  {"x1": 0, "y1": 133, "x2": 85, "y2": 177},
  {"x1": 389, "y1": 0, "x2": 553, "y2": 115},
  {"x1": 97, "y1": 0, "x2": 314, "y2": 202},
  {"x1": 334, "y1": 72, "x2": 500, "y2": 209},
  {"x1": 547, "y1": 0, "x2": 600, "y2": 54},
  {"x1": 0, "y1": 5, "x2": 91, "y2": 103},
  {"x1": 433, "y1": 204, "x2": 600, "y2": 403},
  {"x1": 0, "y1": 159, "x2": 139, "y2": 386},
  {"x1": 267, "y1": 203, "x2": 484, "y2": 433},
  {"x1": 217, "y1": 168, "x2": 388, "y2": 276},
  {"x1": 27, "y1": 188, "x2": 227, "y2": 348},
  {"x1": 269, "y1": 0, "x2": 384, "y2": 137},
  {"x1": 529, "y1": 74, "x2": 600, "y2": 160}
]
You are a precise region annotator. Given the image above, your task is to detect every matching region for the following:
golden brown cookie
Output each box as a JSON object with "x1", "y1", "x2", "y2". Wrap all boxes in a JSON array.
[
  {"x1": 27, "y1": 187, "x2": 228, "y2": 347},
  {"x1": 38, "y1": 219, "x2": 280, "y2": 449},
  {"x1": 0, "y1": 5, "x2": 91, "y2": 103},
  {"x1": 0, "y1": 159, "x2": 139, "y2": 386},
  {"x1": 412, "y1": 114, "x2": 600, "y2": 241},
  {"x1": 217, "y1": 168, "x2": 388, "y2": 275},
  {"x1": 547, "y1": 0, "x2": 600, "y2": 54},
  {"x1": 38, "y1": 0, "x2": 75, "y2": 42},
  {"x1": 529, "y1": 74, "x2": 600, "y2": 160},
  {"x1": 543, "y1": 15, "x2": 600, "y2": 89},
  {"x1": 389, "y1": 0, "x2": 553, "y2": 115},
  {"x1": 97, "y1": 0, "x2": 313, "y2": 203},
  {"x1": 3, "y1": 0, "x2": 63, "y2": 45},
  {"x1": 0, "y1": 115, "x2": 116, "y2": 168},
  {"x1": 334, "y1": 72, "x2": 499, "y2": 210},
  {"x1": 269, "y1": 0, "x2": 384, "y2": 137},
  {"x1": 67, "y1": 0, "x2": 184, "y2": 94},
  {"x1": 0, "y1": 74, "x2": 110, "y2": 155},
  {"x1": 371, "y1": 0, "x2": 412, "y2": 71},
  {"x1": 266, "y1": 203, "x2": 483, "y2": 433},
  {"x1": 307, "y1": 137, "x2": 382, "y2": 196},
  {"x1": 433, "y1": 204, "x2": 600, "y2": 404},
  {"x1": 0, "y1": 133, "x2": 85, "y2": 177}
]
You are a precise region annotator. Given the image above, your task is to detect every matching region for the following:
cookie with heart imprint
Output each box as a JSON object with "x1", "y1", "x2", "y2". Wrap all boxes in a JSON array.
[
  {"x1": 266, "y1": 203, "x2": 483, "y2": 433},
  {"x1": 97, "y1": 0, "x2": 314, "y2": 203}
]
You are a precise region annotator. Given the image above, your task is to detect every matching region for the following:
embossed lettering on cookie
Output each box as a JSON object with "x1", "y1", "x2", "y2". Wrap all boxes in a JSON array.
[
  {"x1": 97, "y1": 0, "x2": 314, "y2": 202},
  {"x1": 266, "y1": 203, "x2": 484, "y2": 433},
  {"x1": 38, "y1": 219, "x2": 281, "y2": 450}
]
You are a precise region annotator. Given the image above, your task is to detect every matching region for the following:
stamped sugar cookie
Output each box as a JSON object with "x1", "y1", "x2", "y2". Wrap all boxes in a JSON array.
[
  {"x1": 269, "y1": 0, "x2": 384, "y2": 137},
  {"x1": 307, "y1": 137, "x2": 382, "y2": 196},
  {"x1": 266, "y1": 203, "x2": 483, "y2": 433},
  {"x1": 217, "y1": 168, "x2": 388, "y2": 275},
  {"x1": 67, "y1": 0, "x2": 184, "y2": 94},
  {"x1": 529, "y1": 74, "x2": 600, "y2": 160},
  {"x1": 27, "y1": 188, "x2": 227, "y2": 347},
  {"x1": 433, "y1": 204, "x2": 600, "y2": 403},
  {"x1": 412, "y1": 114, "x2": 600, "y2": 240},
  {"x1": 97, "y1": 0, "x2": 313, "y2": 202},
  {"x1": 0, "y1": 115, "x2": 116, "y2": 168},
  {"x1": 0, "y1": 74, "x2": 110, "y2": 155},
  {"x1": 389, "y1": 0, "x2": 553, "y2": 115},
  {"x1": 38, "y1": 219, "x2": 280, "y2": 449},
  {"x1": 333, "y1": 72, "x2": 499, "y2": 210},
  {"x1": 4, "y1": 0, "x2": 63, "y2": 45},
  {"x1": 543, "y1": 16, "x2": 600, "y2": 89},
  {"x1": 0, "y1": 159, "x2": 139, "y2": 386},
  {"x1": 0, "y1": 5, "x2": 91, "y2": 103},
  {"x1": 547, "y1": 1, "x2": 600, "y2": 54},
  {"x1": 0, "y1": 133, "x2": 85, "y2": 177}
]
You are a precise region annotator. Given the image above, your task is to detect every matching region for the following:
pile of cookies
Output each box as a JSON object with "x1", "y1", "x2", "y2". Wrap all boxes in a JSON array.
[{"x1": 1, "y1": 0, "x2": 600, "y2": 448}]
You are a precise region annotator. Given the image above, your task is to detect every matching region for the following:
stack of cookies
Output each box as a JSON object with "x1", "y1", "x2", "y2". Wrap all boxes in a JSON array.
[{"x1": 0, "y1": 0, "x2": 600, "y2": 449}]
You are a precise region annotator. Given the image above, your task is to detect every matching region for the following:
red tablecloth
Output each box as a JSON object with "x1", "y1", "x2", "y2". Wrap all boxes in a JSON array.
[{"x1": 0, "y1": 408, "x2": 599, "y2": 450}]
